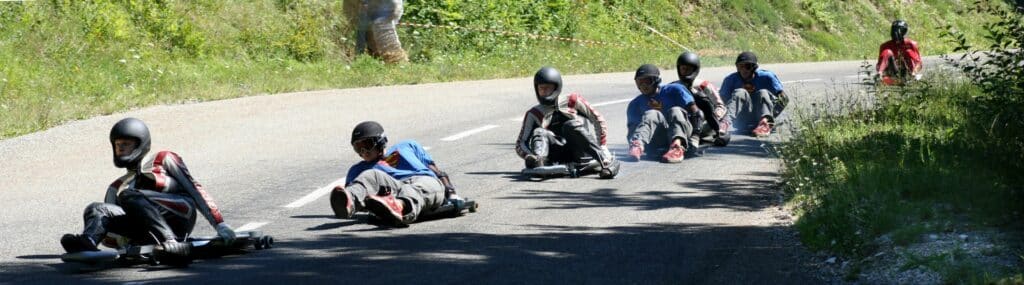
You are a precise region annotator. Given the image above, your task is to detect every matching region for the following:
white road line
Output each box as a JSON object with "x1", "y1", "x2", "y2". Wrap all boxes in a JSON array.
[
  {"x1": 590, "y1": 98, "x2": 633, "y2": 107},
  {"x1": 236, "y1": 222, "x2": 269, "y2": 232},
  {"x1": 283, "y1": 178, "x2": 346, "y2": 208},
  {"x1": 845, "y1": 74, "x2": 862, "y2": 79},
  {"x1": 782, "y1": 78, "x2": 823, "y2": 84},
  {"x1": 423, "y1": 146, "x2": 433, "y2": 150},
  {"x1": 441, "y1": 125, "x2": 499, "y2": 141},
  {"x1": 508, "y1": 117, "x2": 522, "y2": 122}
]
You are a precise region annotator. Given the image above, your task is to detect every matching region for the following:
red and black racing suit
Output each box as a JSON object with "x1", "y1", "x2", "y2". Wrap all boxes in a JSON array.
[
  {"x1": 877, "y1": 39, "x2": 922, "y2": 77},
  {"x1": 79, "y1": 151, "x2": 225, "y2": 247}
]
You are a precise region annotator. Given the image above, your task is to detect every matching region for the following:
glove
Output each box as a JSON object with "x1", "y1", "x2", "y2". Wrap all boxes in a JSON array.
[{"x1": 216, "y1": 223, "x2": 236, "y2": 245}]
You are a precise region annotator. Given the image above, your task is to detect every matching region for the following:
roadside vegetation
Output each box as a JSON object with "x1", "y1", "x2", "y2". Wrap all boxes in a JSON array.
[
  {"x1": 0, "y1": 0, "x2": 993, "y2": 138},
  {"x1": 779, "y1": 2, "x2": 1023, "y2": 282}
]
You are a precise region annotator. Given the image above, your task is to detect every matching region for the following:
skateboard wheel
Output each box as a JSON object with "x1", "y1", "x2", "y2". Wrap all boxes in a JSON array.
[
  {"x1": 469, "y1": 202, "x2": 478, "y2": 213},
  {"x1": 263, "y1": 236, "x2": 274, "y2": 249},
  {"x1": 254, "y1": 239, "x2": 264, "y2": 250}
]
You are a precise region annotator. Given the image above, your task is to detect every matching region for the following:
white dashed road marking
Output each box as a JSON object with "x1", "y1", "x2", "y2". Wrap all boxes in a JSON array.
[
  {"x1": 236, "y1": 222, "x2": 269, "y2": 232},
  {"x1": 441, "y1": 125, "x2": 499, "y2": 141},
  {"x1": 283, "y1": 178, "x2": 346, "y2": 208},
  {"x1": 590, "y1": 98, "x2": 633, "y2": 107},
  {"x1": 782, "y1": 78, "x2": 823, "y2": 84}
]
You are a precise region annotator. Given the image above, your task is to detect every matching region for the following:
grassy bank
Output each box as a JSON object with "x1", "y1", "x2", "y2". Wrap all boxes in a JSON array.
[
  {"x1": 778, "y1": 3, "x2": 1024, "y2": 282},
  {"x1": 0, "y1": 0, "x2": 994, "y2": 138}
]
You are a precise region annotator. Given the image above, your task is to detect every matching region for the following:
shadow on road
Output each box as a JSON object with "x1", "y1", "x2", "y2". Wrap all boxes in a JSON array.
[{"x1": 1, "y1": 223, "x2": 822, "y2": 284}]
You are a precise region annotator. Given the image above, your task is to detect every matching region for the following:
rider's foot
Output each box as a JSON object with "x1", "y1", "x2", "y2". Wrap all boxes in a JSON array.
[
  {"x1": 752, "y1": 117, "x2": 772, "y2": 137},
  {"x1": 525, "y1": 155, "x2": 546, "y2": 168},
  {"x1": 598, "y1": 160, "x2": 619, "y2": 179},
  {"x1": 159, "y1": 240, "x2": 192, "y2": 257},
  {"x1": 446, "y1": 193, "x2": 466, "y2": 209},
  {"x1": 364, "y1": 188, "x2": 411, "y2": 227},
  {"x1": 628, "y1": 140, "x2": 643, "y2": 161},
  {"x1": 661, "y1": 142, "x2": 685, "y2": 163},
  {"x1": 330, "y1": 186, "x2": 356, "y2": 219},
  {"x1": 61, "y1": 234, "x2": 99, "y2": 253}
]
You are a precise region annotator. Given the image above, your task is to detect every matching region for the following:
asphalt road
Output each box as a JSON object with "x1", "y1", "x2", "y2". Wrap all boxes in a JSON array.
[{"x1": 0, "y1": 59, "x2": 879, "y2": 284}]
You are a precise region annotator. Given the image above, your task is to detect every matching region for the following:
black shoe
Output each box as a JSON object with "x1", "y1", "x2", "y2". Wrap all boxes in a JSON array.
[
  {"x1": 61, "y1": 234, "x2": 99, "y2": 253},
  {"x1": 159, "y1": 240, "x2": 192, "y2": 257},
  {"x1": 525, "y1": 155, "x2": 546, "y2": 168}
]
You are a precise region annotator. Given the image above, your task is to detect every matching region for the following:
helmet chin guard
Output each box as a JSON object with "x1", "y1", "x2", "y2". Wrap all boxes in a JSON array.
[
  {"x1": 676, "y1": 52, "x2": 701, "y2": 88},
  {"x1": 533, "y1": 67, "x2": 563, "y2": 106}
]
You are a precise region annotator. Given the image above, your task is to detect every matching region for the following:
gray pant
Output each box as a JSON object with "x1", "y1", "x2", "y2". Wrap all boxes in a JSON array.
[
  {"x1": 727, "y1": 89, "x2": 776, "y2": 133},
  {"x1": 630, "y1": 107, "x2": 696, "y2": 151},
  {"x1": 346, "y1": 169, "x2": 445, "y2": 222}
]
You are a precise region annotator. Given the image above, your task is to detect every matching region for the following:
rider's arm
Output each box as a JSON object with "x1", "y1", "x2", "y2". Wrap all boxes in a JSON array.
[
  {"x1": 625, "y1": 96, "x2": 644, "y2": 141},
  {"x1": 908, "y1": 40, "x2": 923, "y2": 73},
  {"x1": 514, "y1": 108, "x2": 543, "y2": 158},
  {"x1": 700, "y1": 81, "x2": 727, "y2": 120},
  {"x1": 155, "y1": 152, "x2": 226, "y2": 227},
  {"x1": 569, "y1": 93, "x2": 607, "y2": 146},
  {"x1": 718, "y1": 74, "x2": 738, "y2": 103},
  {"x1": 427, "y1": 164, "x2": 454, "y2": 191}
]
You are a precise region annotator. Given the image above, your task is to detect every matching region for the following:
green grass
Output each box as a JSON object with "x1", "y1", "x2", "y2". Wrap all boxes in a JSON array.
[
  {"x1": 778, "y1": 72, "x2": 1024, "y2": 282},
  {"x1": 0, "y1": 0, "x2": 998, "y2": 138}
]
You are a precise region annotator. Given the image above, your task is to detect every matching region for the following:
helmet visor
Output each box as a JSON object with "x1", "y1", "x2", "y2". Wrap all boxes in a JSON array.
[{"x1": 352, "y1": 137, "x2": 378, "y2": 155}]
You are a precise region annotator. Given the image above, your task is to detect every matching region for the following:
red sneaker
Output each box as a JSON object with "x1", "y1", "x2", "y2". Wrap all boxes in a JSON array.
[
  {"x1": 364, "y1": 190, "x2": 409, "y2": 226},
  {"x1": 752, "y1": 117, "x2": 772, "y2": 137},
  {"x1": 330, "y1": 186, "x2": 355, "y2": 219},
  {"x1": 661, "y1": 141, "x2": 685, "y2": 163},
  {"x1": 628, "y1": 140, "x2": 643, "y2": 161}
]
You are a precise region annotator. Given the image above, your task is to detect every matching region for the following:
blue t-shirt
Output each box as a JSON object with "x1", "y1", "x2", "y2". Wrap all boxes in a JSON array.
[
  {"x1": 626, "y1": 83, "x2": 695, "y2": 138},
  {"x1": 345, "y1": 140, "x2": 437, "y2": 184},
  {"x1": 718, "y1": 69, "x2": 784, "y2": 103}
]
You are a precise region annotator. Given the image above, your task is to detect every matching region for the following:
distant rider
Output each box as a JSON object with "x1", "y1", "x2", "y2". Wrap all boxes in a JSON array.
[
  {"x1": 719, "y1": 51, "x2": 787, "y2": 137},
  {"x1": 515, "y1": 67, "x2": 619, "y2": 178},
  {"x1": 876, "y1": 20, "x2": 922, "y2": 81},
  {"x1": 674, "y1": 52, "x2": 730, "y2": 146},
  {"x1": 626, "y1": 64, "x2": 703, "y2": 162}
]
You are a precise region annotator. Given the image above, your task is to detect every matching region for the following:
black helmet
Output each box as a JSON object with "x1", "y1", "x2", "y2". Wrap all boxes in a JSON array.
[
  {"x1": 736, "y1": 51, "x2": 759, "y2": 71},
  {"x1": 351, "y1": 121, "x2": 387, "y2": 149},
  {"x1": 109, "y1": 117, "x2": 151, "y2": 168},
  {"x1": 533, "y1": 67, "x2": 562, "y2": 106},
  {"x1": 891, "y1": 20, "x2": 908, "y2": 42},
  {"x1": 676, "y1": 51, "x2": 701, "y2": 88},
  {"x1": 634, "y1": 64, "x2": 662, "y2": 90}
]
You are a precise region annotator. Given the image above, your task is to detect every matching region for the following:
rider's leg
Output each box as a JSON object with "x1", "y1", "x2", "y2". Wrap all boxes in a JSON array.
[
  {"x1": 116, "y1": 190, "x2": 180, "y2": 243},
  {"x1": 693, "y1": 92, "x2": 721, "y2": 137},
  {"x1": 401, "y1": 175, "x2": 446, "y2": 216},
  {"x1": 63, "y1": 202, "x2": 125, "y2": 253},
  {"x1": 350, "y1": 169, "x2": 415, "y2": 225},
  {"x1": 753, "y1": 89, "x2": 777, "y2": 123},
  {"x1": 526, "y1": 128, "x2": 559, "y2": 168},
  {"x1": 561, "y1": 117, "x2": 609, "y2": 164},
  {"x1": 877, "y1": 49, "x2": 894, "y2": 75},
  {"x1": 727, "y1": 88, "x2": 757, "y2": 133},
  {"x1": 667, "y1": 107, "x2": 695, "y2": 150}
]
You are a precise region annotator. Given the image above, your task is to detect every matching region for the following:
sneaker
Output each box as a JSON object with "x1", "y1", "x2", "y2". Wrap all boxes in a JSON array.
[
  {"x1": 330, "y1": 186, "x2": 356, "y2": 219},
  {"x1": 752, "y1": 117, "x2": 772, "y2": 137},
  {"x1": 661, "y1": 142, "x2": 685, "y2": 163},
  {"x1": 364, "y1": 190, "x2": 410, "y2": 226},
  {"x1": 159, "y1": 240, "x2": 192, "y2": 257},
  {"x1": 61, "y1": 234, "x2": 99, "y2": 253},
  {"x1": 628, "y1": 140, "x2": 643, "y2": 161}
]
